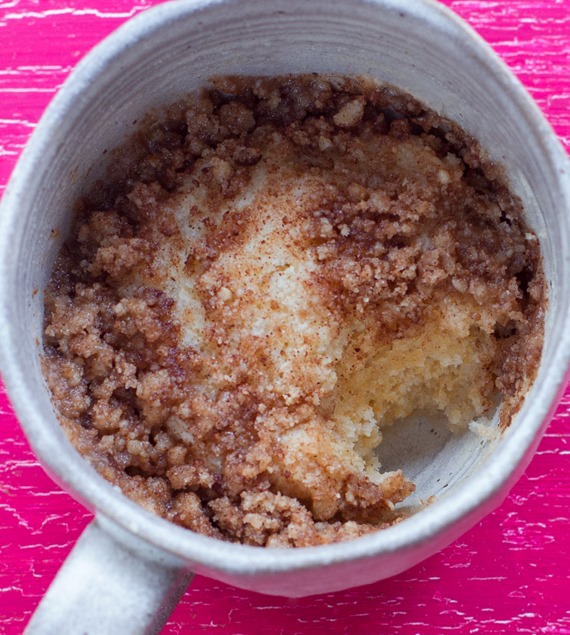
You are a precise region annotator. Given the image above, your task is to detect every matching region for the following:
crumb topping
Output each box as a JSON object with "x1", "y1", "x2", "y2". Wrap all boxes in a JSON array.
[{"x1": 43, "y1": 75, "x2": 545, "y2": 547}]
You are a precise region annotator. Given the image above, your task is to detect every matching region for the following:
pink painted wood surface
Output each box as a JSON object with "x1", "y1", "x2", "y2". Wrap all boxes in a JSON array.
[{"x1": 0, "y1": 1, "x2": 569, "y2": 632}]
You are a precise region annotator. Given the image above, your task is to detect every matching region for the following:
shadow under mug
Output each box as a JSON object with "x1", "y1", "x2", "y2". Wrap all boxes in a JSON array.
[{"x1": 1, "y1": 1, "x2": 569, "y2": 633}]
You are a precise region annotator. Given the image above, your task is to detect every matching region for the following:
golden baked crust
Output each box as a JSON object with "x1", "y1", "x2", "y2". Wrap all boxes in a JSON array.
[{"x1": 42, "y1": 75, "x2": 545, "y2": 546}]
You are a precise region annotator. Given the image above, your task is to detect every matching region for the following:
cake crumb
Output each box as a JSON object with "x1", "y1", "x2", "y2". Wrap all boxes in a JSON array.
[{"x1": 42, "y1": 75, "x2": 545, "y2": 547}]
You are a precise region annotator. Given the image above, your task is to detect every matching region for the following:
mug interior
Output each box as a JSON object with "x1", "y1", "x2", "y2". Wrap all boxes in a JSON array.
[{"x1": 1, "y1": 0, "x2": 569, "y2": 595}]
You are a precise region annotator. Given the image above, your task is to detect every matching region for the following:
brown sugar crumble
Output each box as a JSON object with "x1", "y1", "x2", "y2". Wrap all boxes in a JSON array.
[{"x1": 42, "y1": 75, "x2": 545, "y2": 547}]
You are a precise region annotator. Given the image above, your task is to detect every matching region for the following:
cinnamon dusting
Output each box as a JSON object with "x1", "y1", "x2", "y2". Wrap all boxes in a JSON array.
[{"x1": 42, "y1": 75, "x2": 545, "y2": 547}]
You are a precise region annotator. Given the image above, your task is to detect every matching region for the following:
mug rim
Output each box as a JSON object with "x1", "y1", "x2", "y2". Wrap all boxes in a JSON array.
[{"x1": 1, "y1": 0, "x2": 569, "y2": 577}]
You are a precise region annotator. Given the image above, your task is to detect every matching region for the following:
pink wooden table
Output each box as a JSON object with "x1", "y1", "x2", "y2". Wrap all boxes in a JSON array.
[{"x1": 1, "y1": 1, "x2": 569, "y2": 633}]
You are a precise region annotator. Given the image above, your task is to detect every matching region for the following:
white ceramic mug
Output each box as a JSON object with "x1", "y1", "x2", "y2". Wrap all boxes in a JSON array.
[{"x1": 1, "y1": 1, "x2": 569, "y2": 633}]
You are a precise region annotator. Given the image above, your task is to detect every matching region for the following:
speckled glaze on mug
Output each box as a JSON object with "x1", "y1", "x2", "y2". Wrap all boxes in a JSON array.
[{"x1": 1, "y1": 1, "x2": 569, "y2": 633}]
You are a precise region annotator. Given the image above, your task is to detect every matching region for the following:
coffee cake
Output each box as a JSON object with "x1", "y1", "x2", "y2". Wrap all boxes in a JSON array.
[{"x1": 42, "y1": 75, "x2": 545, "y2": 546}]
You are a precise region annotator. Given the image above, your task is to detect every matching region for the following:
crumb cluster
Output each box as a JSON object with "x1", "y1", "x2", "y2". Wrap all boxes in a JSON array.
[{"x1": 43, "y1": 75, "x2": 545, "y2": 546}]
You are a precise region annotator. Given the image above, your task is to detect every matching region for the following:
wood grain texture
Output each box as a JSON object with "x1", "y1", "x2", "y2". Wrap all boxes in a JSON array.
[{"x1": 0, "y1": 1, "x2": 568, "y2": 632}]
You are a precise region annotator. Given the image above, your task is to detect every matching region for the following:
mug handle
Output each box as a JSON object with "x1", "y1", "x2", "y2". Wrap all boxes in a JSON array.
[{"x1": 24, "y1": 516, "x2": 194, "y2": 634}]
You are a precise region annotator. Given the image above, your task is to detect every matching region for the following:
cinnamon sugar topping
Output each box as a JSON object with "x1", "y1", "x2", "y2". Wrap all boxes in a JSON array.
[{"x1": 43, "y1": 76, "x2": 545, "y2": 547}]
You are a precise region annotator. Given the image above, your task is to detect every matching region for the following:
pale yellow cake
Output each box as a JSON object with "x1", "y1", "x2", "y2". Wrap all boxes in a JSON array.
[{"x1": 43, "y1": 76, "x2": 545, "y2": 546}]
